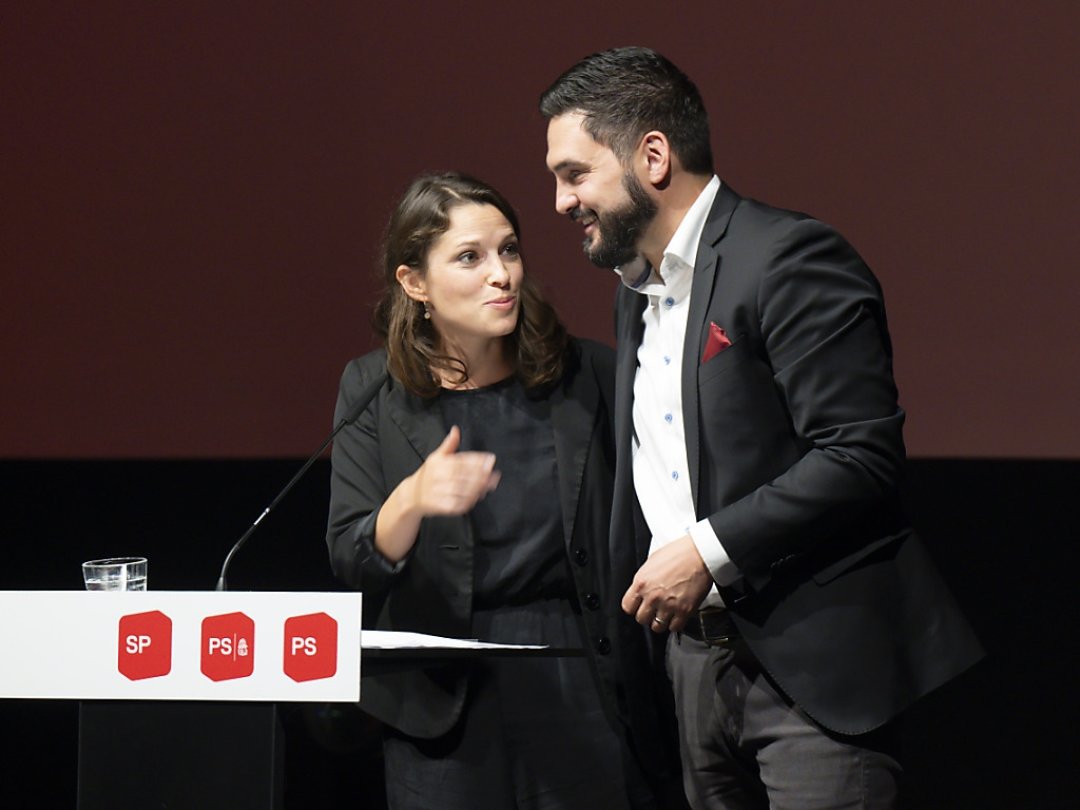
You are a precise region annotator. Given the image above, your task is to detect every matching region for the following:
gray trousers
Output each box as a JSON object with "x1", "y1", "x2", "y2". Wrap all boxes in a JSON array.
[{"x1": 666, "y1": 633, "x2": 902, "y2": 810}]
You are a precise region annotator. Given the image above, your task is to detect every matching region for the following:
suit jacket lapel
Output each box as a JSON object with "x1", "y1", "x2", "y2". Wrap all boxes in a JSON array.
[
  {"x1": 682, "y1": 182, "x2": 740, "y2": 512},
  {"x1": 386, "y1": 381, "x2": 447, "y2": 461},
  {"x1": 613, "y1": 286, "x2": 648, "y2": 561},
  {"x1": 615, "y1": 286, "x2": 646, "y2": 457},
  {"x1": 384, "y1": 380, "x2": 475, "y2": 553},
  {"x1": 550, "y1": 363, "x2": 598, "y2": 550}
]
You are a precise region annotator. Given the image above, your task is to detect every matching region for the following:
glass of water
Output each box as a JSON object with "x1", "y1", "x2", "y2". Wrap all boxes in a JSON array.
[{"x1": 82, "y1": 557, "x2": 148, "y2": 591}]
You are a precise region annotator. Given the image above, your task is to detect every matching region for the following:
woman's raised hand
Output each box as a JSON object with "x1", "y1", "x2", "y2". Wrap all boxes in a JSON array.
[
  {"x1": 410, "y1": 426, "x2": 500, "y2": 516},
  {"x1": 374, "y1": 426, "x2": 500, "y2": 563}
]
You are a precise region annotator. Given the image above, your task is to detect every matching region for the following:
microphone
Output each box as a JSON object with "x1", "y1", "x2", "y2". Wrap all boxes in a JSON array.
[{"x1": 215, "y1": 367, "x2": 389, "y2": 591}]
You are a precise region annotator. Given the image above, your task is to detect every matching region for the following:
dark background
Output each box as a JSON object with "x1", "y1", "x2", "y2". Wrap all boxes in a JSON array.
[
  {"x1": 2, "y1": 2, "x2": 1077, "y2": 807},
  {"x1": 1, "y1": 459, "x2": 1076, "y2": 807},
  {"x1": 2, "y1": 2, "x2": 1077, "y2": 459}
]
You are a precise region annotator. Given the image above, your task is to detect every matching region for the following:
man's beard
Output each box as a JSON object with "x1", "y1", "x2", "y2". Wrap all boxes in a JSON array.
[{"x1": 576, "y1": 172, "x2": 657, "y2": 269}]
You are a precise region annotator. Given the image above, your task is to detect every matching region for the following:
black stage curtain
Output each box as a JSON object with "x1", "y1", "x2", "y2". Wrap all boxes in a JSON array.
[{"x1": 1, "y1": 459, "x2": 1076, "y2": 808}]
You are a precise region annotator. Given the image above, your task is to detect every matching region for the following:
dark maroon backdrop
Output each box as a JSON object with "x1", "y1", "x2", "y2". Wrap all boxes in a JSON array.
[{"x1": 4, "y1": 2, "x2": 1077, "y2": 458}]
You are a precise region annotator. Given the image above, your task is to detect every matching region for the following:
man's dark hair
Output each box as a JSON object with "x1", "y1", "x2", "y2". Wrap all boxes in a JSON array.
[{"x1": 540, "y1": 46, "x2": 713, "y2": 175}]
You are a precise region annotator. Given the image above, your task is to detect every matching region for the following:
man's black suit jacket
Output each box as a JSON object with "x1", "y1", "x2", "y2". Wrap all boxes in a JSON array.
[{"x1": 610, "y1": 182, "x2": 983, "y2": 736}]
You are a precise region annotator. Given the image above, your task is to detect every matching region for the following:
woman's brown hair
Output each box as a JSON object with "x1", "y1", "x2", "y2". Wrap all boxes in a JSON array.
[{"x1": 372, "y1": 172, "x2": 568, "y2": 398}]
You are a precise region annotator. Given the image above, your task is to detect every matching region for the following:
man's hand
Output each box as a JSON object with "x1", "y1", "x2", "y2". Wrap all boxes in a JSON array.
[{"x1": 621, "y1": 536, "x2": 712, "y2": 633}]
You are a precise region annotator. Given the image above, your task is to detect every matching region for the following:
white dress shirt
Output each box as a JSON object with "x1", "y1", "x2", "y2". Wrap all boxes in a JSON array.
[{"x1": 616, "y1": 176, "x2": 739, "y2": 605}]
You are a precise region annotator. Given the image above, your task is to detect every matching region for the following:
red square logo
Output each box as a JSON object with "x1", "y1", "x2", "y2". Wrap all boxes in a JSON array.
[
  {"x1": 283, "y1": 612, "x2": 338, "y2": 682},
  {"x1": 201, "y1": 611, "x2": 255, "y2": 681},
  {"x1": 117, "y1": 611, "x2": 172, "y2": 681}
]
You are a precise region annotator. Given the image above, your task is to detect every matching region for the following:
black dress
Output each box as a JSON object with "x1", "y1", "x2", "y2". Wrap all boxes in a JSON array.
[
  {"x1": 326, "y1": 342, "x2": 663, "y2": 810},
  {"x1": 381, "y1": 378, "x2": 645, "y2": 810}
]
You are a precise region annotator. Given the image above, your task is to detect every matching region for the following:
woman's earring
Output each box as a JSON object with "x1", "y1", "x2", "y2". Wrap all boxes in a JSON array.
[{"x1": 422, "y1": 301, "x2": 431, "y2": 320}]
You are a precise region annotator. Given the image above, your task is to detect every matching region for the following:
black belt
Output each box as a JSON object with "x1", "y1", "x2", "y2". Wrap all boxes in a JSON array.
[{"x1": 681, "y1": 607, "x2": 739, "y2": 646}]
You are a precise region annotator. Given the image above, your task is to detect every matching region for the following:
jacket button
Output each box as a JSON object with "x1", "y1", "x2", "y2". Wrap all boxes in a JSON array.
[
  {"x1": 583, "y1": 592, "x2": 600, "y2": 610},
  {"x1": 594, "y1": 636, "x2": 611, "y2": 655},
  {"x1": 572, "y1": 548, "x2": 589, "y2": 566}
]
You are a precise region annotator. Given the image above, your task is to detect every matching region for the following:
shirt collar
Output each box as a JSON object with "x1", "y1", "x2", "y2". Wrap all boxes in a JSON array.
[{"x1": 615, "y1": 175, "x2": 721, "y2": 293}]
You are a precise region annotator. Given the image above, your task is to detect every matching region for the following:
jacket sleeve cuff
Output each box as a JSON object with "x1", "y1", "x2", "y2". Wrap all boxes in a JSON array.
[{"x1": 352, "y1": 510, "x2": 409, "y2": 577}]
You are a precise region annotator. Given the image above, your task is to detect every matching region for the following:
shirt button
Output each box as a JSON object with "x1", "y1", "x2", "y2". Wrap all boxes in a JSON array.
[
  {"x1": 583, "y1": 592, "x2": 600, "y2": 610},
  {"x1": 573, "y1": 548, "x2": 590, "y2": 566},
  {"x1": 664, "y1": 413, "x2": 673, "y2": 424},
  {"x1": 671, "y1": 471, "x2": 679, "y2": 481},
  {"x1": 664, "y1": 297, "x2": 675, "y2": 308},
  {"x1": 595, "y1": 637, "x2": 612, "y2": 655},
  {"x1": 663, "y1": 355, "x2": 671, "y2": 365}
]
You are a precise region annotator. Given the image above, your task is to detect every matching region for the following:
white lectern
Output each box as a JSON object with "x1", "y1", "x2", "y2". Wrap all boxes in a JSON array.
[{"x1": 0, "y1": 591, "x2": 362, "y2": 810}]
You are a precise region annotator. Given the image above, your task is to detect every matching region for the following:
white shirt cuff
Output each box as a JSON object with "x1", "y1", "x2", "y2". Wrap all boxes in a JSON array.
[{"x1": 687, "y1": 518, "x2": 740, "y2": 586}]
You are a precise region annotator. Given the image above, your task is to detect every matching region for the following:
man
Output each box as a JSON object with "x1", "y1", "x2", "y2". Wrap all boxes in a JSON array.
[{"x1": 541, "y1": 47, "x2": 982, "y2": 809}]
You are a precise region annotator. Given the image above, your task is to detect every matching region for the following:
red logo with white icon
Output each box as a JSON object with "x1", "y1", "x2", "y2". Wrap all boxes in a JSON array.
[
  {"x1": 201, "y1": 612, "x2": 255, "y2": 681},
  {"x1": 117, "y1": 610, "x2": 173, "y2": 681},
  {"x1": 283, "y1": 612, "x2": 338, "y2": 682}
]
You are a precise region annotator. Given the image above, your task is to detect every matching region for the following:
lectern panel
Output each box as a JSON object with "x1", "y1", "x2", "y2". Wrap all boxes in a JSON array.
[{"x1": 77, "y1": 701, "x2": 283, "y2": 810}]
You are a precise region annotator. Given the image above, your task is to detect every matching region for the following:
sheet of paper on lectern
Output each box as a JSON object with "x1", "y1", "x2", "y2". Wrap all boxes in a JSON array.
[{"x1": 361, "y1": 630, "x2": 547, "y2": 651}]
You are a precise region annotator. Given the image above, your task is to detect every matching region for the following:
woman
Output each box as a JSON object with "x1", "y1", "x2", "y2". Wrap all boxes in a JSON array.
[{"x1": 326, "y1": 173, "x2": 654, "y2": 809}]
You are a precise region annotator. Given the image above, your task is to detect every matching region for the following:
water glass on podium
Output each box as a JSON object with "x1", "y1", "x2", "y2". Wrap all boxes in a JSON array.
[{"x1": 82, "y1": 557, "x2": 148, "y2": 591}]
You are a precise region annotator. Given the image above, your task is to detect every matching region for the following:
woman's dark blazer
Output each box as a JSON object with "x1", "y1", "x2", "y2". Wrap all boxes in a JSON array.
[{"x1": 326, "y1": 339, "x2": 648, "y2": 742}]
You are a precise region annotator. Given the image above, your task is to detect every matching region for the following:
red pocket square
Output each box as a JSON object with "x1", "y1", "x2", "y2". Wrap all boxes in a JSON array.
[{"x1": 702, "y1": 322, "x2": 732, "y2": 363}]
